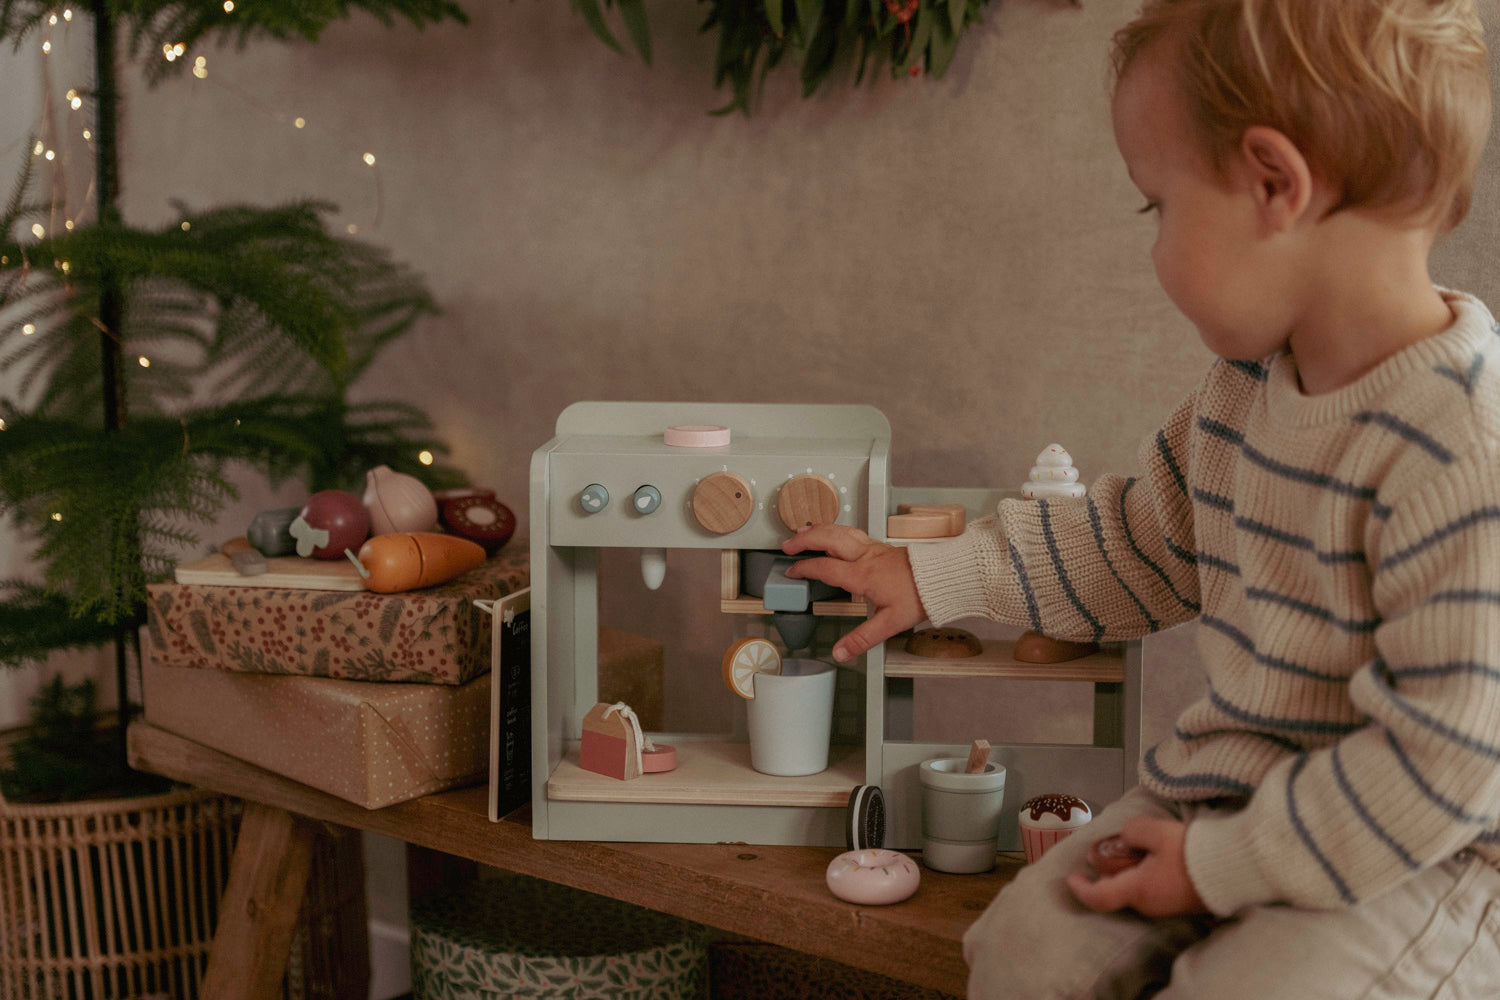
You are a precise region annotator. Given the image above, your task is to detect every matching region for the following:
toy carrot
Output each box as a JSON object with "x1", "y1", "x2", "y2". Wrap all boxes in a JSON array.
[{"x1": 346, "y1": 532, "x2": 485, "y2": 593}]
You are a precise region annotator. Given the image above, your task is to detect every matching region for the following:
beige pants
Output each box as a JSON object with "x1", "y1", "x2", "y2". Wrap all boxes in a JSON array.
[{"x1": 963, "y1": 787, "x2": 1500, "y2": 1000}]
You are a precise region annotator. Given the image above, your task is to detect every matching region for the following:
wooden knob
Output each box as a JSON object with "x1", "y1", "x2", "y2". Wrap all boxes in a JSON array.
[
  {"x1": 776, "y1": 474, "x2": 840, "y2": 531},
  {"x1": 691, "y1": 471, "x2": 755, "y2": 534}
]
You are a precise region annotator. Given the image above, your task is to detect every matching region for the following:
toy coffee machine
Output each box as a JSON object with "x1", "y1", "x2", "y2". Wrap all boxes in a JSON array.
[{"x1": 525, "y1": 402, "x2": 1141, "y2": 849}]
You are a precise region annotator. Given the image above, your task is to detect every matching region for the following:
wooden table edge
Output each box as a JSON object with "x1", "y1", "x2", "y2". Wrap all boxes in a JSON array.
[{"x1": 128, "y1": 722, "x2": 1015, "y2": 995}]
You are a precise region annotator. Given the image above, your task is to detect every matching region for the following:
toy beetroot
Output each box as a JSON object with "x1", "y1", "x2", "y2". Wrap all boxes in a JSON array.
[{"x1": 289, "y1": 489, "x2": 371, "y2": 559}]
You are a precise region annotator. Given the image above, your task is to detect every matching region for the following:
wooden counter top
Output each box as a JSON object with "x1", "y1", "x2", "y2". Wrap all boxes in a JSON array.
[{"x1": 128, "y1": 722, "x2": 1017, "y2": 996}]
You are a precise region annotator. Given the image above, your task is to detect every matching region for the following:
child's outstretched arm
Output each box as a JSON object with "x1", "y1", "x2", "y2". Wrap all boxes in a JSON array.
[{"x1": 781, "y1": 525, "x2": 926, "y2": 662}]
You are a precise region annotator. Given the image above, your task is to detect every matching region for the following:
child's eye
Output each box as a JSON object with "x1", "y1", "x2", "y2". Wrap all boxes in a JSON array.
[{"x1": 1137, "y1": 201, "x2": 1161, "y2": 215}]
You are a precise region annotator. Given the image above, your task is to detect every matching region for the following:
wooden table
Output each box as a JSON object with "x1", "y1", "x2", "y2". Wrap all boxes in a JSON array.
[{"x1": 127, "y1": 722, "x2": 1018, "y2": 998}]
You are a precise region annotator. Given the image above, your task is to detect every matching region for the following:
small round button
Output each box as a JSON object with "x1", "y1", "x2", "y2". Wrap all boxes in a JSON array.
[
  {"x1": 578, "y1": 484, "x2": 609, "y2": 514},
  {"x1": 632, "y1": 485, "x2": 662, "y2": 515}
]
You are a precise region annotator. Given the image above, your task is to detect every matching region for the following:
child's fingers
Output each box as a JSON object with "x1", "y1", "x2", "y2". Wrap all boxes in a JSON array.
[
  {"x1": 1117, "y1": 816, "x2": 1175, "y2": 852},
  {"x1": 831, "y1": 611, "x2": 902, "y2": 662},
  {"x1": 783, "y1": 555, "x2": 855, "y2": 591},
  {"x1": 1065, "y1": 869, "x2": 1142, "y2": 913},
  {"x1": 781, "y1": 524, "x2": 871, "y2": 560}
]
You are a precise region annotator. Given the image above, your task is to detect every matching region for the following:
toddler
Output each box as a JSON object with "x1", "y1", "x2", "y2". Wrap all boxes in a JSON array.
[{"x1": 784, "y1": 1, "x2": 1500, "y2": 996}]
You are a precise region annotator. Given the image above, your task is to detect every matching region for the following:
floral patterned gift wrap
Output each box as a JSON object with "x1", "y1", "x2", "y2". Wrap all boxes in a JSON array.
[
  {"x1": 410, "y1": 875, "x2": 708, "y2": 999},
  {"x1": 145, "y1": 550, "x2": 528, "y2": 684}
]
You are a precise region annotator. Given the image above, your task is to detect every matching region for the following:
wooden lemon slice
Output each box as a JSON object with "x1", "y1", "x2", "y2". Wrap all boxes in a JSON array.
[{"x1": 721, "y1": 637, "x2": 782, "y2": 700}]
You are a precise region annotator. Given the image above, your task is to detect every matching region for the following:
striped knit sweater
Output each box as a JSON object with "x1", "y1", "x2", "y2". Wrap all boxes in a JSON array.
[{"x1": 908, "y1": 290, "x2": 1500, "y2": 917}]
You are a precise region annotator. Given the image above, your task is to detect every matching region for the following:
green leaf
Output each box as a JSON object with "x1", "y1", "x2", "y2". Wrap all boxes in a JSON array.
[
  {"x1": 793, "y1": 0, "x2": 822, "y2": 39},
  {"x1": 616, "y1": 0, "x2": 652, "y2": 64},
  {"x1": 764, "y1": 0, "x2": 783, "y2": 37},
  {"x1": 899, "y1": 2, "x2": 932, "y2": 73},
  {"x1": 927, "y1": 15, "x2": 961, "y2": 77},
  {"x1": 947, "y1": 0, "x2": 966, "y2": 36},
  {"x1": 572, "y1": 0, "x2": 623, "y2": 53},
  {"x1": 799, "y1": 19, "x2": 837, "y2": 95}
]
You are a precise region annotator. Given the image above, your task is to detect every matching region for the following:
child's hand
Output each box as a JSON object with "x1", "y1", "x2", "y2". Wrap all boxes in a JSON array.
[
  {"x1": 781, "y1": 525, "x2": 926, "y2": 662},
  {"x1": 1065, "y1": 817, "x2": 1208, "y2": 918}
]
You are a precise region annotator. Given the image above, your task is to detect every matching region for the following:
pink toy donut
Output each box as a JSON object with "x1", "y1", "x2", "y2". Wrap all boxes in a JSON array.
[{"x1": 825, "y1": 849, "x2": 920, "y2": 906}]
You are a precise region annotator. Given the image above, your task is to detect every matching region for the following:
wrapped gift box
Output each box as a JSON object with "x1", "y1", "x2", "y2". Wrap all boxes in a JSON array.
[
  {"x1": 142, "y1": 657, "x2": 489, "y2": 808},
  {"x1": 144, "y1": 550, "x2": 527, "y2": 685}
]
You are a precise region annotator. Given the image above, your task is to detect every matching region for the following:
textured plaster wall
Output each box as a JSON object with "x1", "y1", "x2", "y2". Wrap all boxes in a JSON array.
[{"x1": 2, "y1": 0, "x2": 1498, "y2": 749}]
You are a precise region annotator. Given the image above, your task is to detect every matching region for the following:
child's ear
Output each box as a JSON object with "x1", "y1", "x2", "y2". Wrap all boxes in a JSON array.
[{"x1": 1238, "y1": 125, "x2": 1315, "y2": 231}]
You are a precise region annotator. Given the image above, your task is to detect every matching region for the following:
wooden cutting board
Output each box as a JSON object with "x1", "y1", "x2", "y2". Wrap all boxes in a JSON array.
[{"x1": 173, "y1": 551, "x2": 367, "y2": 591}]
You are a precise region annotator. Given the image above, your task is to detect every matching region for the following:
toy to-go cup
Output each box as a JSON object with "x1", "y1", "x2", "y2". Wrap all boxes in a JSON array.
[
  {"x1": 745, "y1": 658, "x2": 837, "y2": 776},
  {"x1": 1018, "y1": 793, "x2": 1093, "y2": 864},
  {"x1": 918, "y1": 757, "x2": 1008, "y2": 873}
]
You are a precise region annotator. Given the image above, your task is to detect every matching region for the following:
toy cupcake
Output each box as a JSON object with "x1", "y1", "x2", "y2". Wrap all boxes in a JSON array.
[{"x1": 1018, "y1": 793, "x2": 1091, "y2": 864}]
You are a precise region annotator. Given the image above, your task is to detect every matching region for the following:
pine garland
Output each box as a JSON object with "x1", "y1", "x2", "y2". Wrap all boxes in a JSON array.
[{"x1": 575, "y1": 0, "x2": 1001, "y2": 115}]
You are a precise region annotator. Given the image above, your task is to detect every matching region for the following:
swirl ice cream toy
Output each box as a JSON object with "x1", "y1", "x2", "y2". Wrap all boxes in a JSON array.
[{"x1": 1020, "y1": 444, "x2": 1086, "y2": 500}]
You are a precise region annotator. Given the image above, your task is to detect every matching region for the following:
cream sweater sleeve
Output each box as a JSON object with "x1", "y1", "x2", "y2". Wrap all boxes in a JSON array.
[
  {"x1": 908, "y1": 386, "x2": 1205, "y2": 640},
  {"x1": 1183, "y1": 444, "x2": 1500, "y2": 913}
]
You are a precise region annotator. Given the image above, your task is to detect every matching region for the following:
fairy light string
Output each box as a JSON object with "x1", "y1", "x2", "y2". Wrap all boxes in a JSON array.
[{"x1": 12, "y1": 1, "x2": 392, "y2": 397}]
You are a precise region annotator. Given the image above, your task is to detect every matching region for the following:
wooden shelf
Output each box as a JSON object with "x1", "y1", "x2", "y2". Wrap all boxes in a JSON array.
[
  {"x1": 883, "y1": 637, "x2": 1124, "y2": 682},
  {"x1": 546, "y1": 740, "x2": 862, "y2": 807},
  {"x1": 719, "y1": 597, "x2": 870, "y2": 617},
  {"x1": 127, "y1": 722, "x2": 1012, "y2": 997}
]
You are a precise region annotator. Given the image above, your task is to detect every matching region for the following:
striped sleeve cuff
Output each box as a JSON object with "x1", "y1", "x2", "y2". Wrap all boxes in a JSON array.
[
  {"x1": 1183, "y1": 809, "x2": 1277, "y2": 917},
  {"x1": 907, "y1": 532, "x2": 993, "y2": 625}
]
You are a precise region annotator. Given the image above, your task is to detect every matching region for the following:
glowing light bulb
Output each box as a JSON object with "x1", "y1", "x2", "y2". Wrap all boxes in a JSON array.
[
  {"x1": 346, "y1": 224, "x2": 358, "y2": 234},
  {"x1": 59, "y1": 261, "x2": 70, "y2": 274},
  {"x1": 173, "y1": 43, "x2": 185, "y2": 56},
  {"x1": 82, "y1": 129, "x2": 91, "y2": 140},
  {"x1": 294, "y1": 117, "x2": 306, "y2": 129},
  {"x1": 48, "y1": 13, "x2": 56, "y2": 24},
  {"x1": 44, "y1": 149, "x2": 55, "y2": 161},
  {"x1": 193, "y1": 55, "x2": 207, "y2": 78},
  {"x1": 51, "y1": 512, "x2": 62, "y2": 522},
  {"x1": 0, "y1": 418, "x2": 7, "y2": 431},
  {"x1": 41, "y1": 40, "x2": 50, "y2": 53},
  {"x1": 224, "y1": 0, "x2": 234, "y2": 10},
  {"x1": 63, "y1": 9, "x2": 72, "y2": 20},
  {"x1": 418, "y1": 450, "x2": 434, "y2": 466},
  {"x1": 64, "y1": 220, "x2": 74, "y2": 230},
  {"x1": 30, "y1": 224, "x2": 43, "y2": 238},
  {"x1": 32, "y1": 140, "x2": 43, "y2": 156},
  {"x1": 70, "y1": 95, "x2": 82, "y2": 109},
  {"x1": 362, "y1": 152, "x2": 376, "y2": 166},
  {"x1": 137, "y1": 356, "x2": 151, "y2": 368},
  {"x1": 181, "y1": 221, "x2": 191, "y2": 231},
  {"x1": 22, "y1": 324, "x2": 35, "y2": 335}
]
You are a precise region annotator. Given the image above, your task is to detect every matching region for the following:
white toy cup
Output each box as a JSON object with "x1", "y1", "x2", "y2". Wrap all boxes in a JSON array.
[
  {"x1": 746, "y1": 658, "x2": 837, "y2": 776},
  {"x1": 919, "y1": 757, "x2": 1008, "y2": 873}
]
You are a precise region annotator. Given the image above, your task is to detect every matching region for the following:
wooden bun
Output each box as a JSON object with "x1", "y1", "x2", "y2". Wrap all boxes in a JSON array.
[
  {"x1": 1013, "y1": 631, "x2": 1099, "y2": 664},
  {"x1": 904, "y1": 627, "x2": 982, "y2": 659}
]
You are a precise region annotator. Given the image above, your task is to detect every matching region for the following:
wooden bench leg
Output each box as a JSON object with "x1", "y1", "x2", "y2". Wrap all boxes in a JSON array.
[{"x1": 201, "y1": 802, "x2": 316, "y2": 1000}]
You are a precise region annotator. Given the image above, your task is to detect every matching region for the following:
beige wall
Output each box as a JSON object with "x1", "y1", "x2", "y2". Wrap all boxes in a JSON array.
[{"x1": 3, "y1": 0, "x2": 1498, "y2": 746}]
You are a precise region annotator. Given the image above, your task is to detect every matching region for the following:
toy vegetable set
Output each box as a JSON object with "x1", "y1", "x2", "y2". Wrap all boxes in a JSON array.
[
  {"x1": 143, "y1": 465, "x2": 529, "y2": 808},
  {"x1": 514, "y1": 402, "x2": 1143, "y2": 873}
]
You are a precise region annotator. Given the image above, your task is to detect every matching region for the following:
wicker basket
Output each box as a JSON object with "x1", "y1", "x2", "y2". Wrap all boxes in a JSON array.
[{"x1": 0, "y1": 783, "x2": 367, "y2": 1000}]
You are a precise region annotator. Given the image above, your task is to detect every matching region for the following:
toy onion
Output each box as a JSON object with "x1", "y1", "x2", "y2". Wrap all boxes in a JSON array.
[
  {"x1": 363, "y1": 464, "x2": 438, "y2": 535},
  {"x1": 352, "y1": 532, "x2": 486, "y2": 593}
]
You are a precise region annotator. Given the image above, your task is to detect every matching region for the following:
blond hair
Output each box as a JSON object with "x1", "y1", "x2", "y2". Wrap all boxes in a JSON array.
[{"x1": 1112, "y1": 0, "x2": 1491, "y2": 231}]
